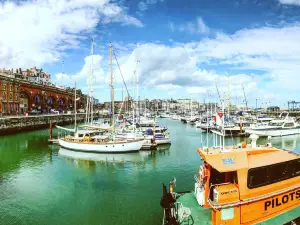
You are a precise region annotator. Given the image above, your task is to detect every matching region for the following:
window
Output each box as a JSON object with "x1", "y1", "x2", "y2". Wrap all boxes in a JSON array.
[
  {"x1": 284, "y1": 123, "x2": 294, "y2": 127},
  {"x1": 9, "y1": 93, "x2": 12, "y2": 100},
  {"x1": 3, "y1": 91, "x2": 6, "y2": 100},
  {"x1": 269, "y1": 122, "x2": 284, "y2": 126},
  {"x1": 248, "y1": 167, "x2": 269, "y2": 188},
  {"x1": 248, "y1": 159, "x2": 300, "y2": 189},
  {"x1": 15, "y1": 94, "x2": 18, "y2": 101},
  {"x1": 270, "y1": 163, "x2": 288, "y2": 183},
  {"x1": 288, "y1": 159, "x2": 300, "y2": 177},
  {"x1": 10, "y1": 85, "x2": 12, "y2": 91}
]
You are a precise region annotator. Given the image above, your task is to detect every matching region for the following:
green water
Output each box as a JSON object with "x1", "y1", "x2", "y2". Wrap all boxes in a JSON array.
[{"x1": 0, "y1": 119, "x2": 299, "y2": 225}]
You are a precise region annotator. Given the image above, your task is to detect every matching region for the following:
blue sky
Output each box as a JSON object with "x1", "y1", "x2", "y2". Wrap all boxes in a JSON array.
[{"x1": 1, "y1": 0, "x2": 300, "y2": 107}]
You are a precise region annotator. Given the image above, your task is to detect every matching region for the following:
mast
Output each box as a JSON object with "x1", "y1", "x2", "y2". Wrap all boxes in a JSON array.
[
  {"x1": 74, "y1": 81, "x2": 77, "y2": 132},
  {"x1": 110, "y1": 43, "x2": 115, "y2": 135},
  {"x1": 136, "y1": 60, "x2": 140, "y2": 123},
  {"x1": 226, "y1": 74, "x2": 230, "y2": 114},
  {"x1": 90, "y1": 38, "x2": 94, "y2": 124},
  {"x1": 242, "y1": 85, "x2": 248, "y2": 109},
  {"x1": 222, "y1": 101, "x2": 225, "y2": 150}
]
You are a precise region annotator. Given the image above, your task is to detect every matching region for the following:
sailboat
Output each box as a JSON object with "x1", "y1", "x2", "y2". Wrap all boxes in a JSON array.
[{"x1": 58, "y1": 43, "x2": 145, "y2": 153}]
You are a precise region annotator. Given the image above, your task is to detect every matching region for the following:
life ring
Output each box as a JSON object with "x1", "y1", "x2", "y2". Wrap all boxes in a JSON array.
[{"x1": 198, "y1": 165, "x2": 208, "y2": 186}]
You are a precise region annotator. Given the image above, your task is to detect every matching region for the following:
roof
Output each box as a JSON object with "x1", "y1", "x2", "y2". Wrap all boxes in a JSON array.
[{"x1": 197, "y1": 146, "x2": 299, "y2": 172}]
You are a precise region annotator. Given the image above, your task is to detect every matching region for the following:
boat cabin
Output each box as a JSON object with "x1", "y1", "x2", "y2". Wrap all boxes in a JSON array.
[
  {"x1": 194, "y1": 141, "x2": 300, "y2": 225},
  {"x1": 66, "y1": 130, "x2": 109, "y2": 143}
]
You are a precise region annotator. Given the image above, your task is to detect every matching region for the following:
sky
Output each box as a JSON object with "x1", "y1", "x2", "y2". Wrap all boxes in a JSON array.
[{"x1": 1, "y1": 0, "x2": 300, "y2": 107}]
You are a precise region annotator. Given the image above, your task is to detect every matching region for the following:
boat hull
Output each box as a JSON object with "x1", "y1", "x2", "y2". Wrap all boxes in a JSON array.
[
  {"x1": 245, "y1": 128, "x2": 300, "y2": 137},
  {"x1": 58, "y1": 139, "x2": 145, "y2": 153}
]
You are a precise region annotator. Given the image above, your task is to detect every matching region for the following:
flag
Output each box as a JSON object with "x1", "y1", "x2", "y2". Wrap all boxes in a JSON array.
[{"x1": 216, "y1": 112, "x2": 223, "y2": 126}]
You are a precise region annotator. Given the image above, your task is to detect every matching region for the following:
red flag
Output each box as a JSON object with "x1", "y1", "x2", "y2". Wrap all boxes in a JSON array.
[{"x1": 217, "y1": 112, "x2": 223, "y2": 118}]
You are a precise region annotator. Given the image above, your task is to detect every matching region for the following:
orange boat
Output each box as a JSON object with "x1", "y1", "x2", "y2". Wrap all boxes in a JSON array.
[{"x1": 160, "y1": 135, "x2": 300, "y2": 225}]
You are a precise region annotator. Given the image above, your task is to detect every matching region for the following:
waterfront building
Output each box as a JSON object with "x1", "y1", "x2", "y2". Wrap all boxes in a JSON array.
[{"x1": 0, "y1": 68, "x2": 88, "y2": 115}]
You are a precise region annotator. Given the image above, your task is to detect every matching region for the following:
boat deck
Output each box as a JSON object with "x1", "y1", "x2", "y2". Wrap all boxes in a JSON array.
[{"x1": 176, "y1": 192, "x2": 212, "y2": 225}]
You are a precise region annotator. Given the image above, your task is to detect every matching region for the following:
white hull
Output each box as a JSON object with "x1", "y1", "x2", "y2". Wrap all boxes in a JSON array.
[
  {"x1": 144, "y1": 139, "x2": 171, "y2": 145},
  {"x1": 144, "y1": 136, "x2": 171, "y2": 145},
  {"x1": 58, "y1": 139, "x2": 145, "y2": 153},
  {"x1": 245, "y1": 128, "x2": 300, "y2": 137}
]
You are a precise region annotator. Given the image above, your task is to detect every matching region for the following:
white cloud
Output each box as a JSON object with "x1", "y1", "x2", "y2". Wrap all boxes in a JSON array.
[
  {"x1": 138, "y1": 2, "x2": 148, "y2": 11},
  {"x1": 279, "y1": 0, "x2": 300, "y2": 5},
  {"x1": 55, "y1": 73, "x2": 72, "y2": 85},
  {"x1": 187, "y1": 87, "x2": 207, "y2": 94},
  {"x1": 53, "y1": 54, "x2": 107, "y2": 89},
  {"x1": 196, "y1": 17, "x2": 210, "y2": 34},
  {"x1": 177, "y1": 17, "x2": 210, "y2": 34},
  {"x1": 137, "y1": 0, "x2": 163, "y2": 13},
  {"x1": 0, "y1": 0, "x2": 142, "y2": 69}
]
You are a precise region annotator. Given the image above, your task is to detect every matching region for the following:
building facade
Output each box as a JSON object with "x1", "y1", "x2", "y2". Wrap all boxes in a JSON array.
[{"x1": 0, "y1": 69, "x2": 87, "y2": 115}]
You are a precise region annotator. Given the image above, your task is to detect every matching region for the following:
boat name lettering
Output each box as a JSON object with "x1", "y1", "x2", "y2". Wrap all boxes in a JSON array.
[
  {"x1": 220, "y1": 190, "x2": 238, "y2": 195},
  {"x1": 264, "y1": 189, "x2": 300, "y2": 211},
  {"x1": 222, "y1": 158, "x2": 235, "y2": 165}
]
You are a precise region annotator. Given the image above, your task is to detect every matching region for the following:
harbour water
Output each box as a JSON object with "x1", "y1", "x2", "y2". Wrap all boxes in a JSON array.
[{"x1": 0, "y1": 119, "x2": 299, "y2": 225}]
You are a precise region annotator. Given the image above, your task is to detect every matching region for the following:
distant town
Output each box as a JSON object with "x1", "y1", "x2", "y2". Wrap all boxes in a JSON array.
[{"x1": 0, "y1": 67, "x2": 291, "y2": 117}]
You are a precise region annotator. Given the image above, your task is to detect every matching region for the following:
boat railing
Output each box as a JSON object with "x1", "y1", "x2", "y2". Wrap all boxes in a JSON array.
[{"x1": 207, "y1": 183, "x2": 300, "y2": 209}]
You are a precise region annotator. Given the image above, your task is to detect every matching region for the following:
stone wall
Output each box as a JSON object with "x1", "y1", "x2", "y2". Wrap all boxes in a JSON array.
[{"x1": 0, "y1": 113, "x2": 101, "y2": 135}]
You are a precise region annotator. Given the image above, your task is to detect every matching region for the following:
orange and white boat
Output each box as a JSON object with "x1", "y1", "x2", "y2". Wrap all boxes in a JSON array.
[{"x1": 160, "y1": 134, "x2": 300, "y2": 225}]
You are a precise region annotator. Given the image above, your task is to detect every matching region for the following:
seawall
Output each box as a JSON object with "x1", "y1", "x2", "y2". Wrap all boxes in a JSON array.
[{"x1": 0, "y1": 113, "x2": 102, "y2": 135}]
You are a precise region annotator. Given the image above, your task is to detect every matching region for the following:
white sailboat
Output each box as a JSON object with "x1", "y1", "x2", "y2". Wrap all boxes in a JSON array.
[{"x1": 58, "y1": 43, "x2": 145, "y2": 153}]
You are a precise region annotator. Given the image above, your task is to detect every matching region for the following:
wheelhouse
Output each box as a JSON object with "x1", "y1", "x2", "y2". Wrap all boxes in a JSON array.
[{"x1": 194, "y1": 144, "x2": 300, "y2": 225}]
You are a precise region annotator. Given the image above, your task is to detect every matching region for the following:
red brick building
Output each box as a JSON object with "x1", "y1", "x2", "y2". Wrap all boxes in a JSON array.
[{"x1": 0, "y1": 70, "x2": 86, "y2": 115}]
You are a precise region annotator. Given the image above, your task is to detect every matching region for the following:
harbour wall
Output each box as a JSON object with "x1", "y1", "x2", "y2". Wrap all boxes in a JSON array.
[{"x1": 0, "y1": 113, "x2": 104, "y2": 135}]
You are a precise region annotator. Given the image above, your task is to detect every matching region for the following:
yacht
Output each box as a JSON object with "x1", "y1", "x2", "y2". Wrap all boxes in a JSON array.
[
  {"x1": 245, "y1": 116, "x2": 300, "y2": 137},
  {"x1": 144, "y1": 129, "x2": 171, "y2": 145}
]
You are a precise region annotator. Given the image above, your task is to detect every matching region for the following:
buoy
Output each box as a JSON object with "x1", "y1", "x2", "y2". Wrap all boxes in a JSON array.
[{"x1": 241, "y1": 142, "x2": 247, "y2": 148}]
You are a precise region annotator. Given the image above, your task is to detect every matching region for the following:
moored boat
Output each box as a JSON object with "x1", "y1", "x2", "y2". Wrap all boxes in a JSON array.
[{"x1": 160, "y1": 135, "x2": 300, "y2": 225}]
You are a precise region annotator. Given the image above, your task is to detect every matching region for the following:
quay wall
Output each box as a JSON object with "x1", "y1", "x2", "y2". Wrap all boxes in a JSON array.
[{"x1": 0, "y1": 113, "x2": 104, "y2": 135}]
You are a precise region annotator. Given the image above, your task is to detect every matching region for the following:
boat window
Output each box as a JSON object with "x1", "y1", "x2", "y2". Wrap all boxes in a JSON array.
[
  {"x1": 288, "y1": 159, "x2": 300, "y2": 177},
  {"x1": 78, "y1": 134, "x2": 83, "y2": 138},
  {"x1": 248, "y1": 159, "x2": 300, "y2": 189},
  {"x1": 248, "y1": 167, "x2": 269, "y2": 188},
  {"x1": 210, "y1": 168, "x2": 226, "y2": 185},
  {"x1": 270, "y1": 163, "x2": 288, "y2": 183},
  {"x1": 283, "y1": 122, "x2": 294, "y2": 127},
  {"x1": 269, "y1": 122, "x2": 284, "y2": 126}
]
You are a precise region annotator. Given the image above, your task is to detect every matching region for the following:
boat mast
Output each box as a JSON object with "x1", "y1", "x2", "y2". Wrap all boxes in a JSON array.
[
  {"x1": 136, "y1": 60, "x2": 140, "y2": 123},
  {"x1": 132, "y1": 61, "x2": 138, "y2": 128},
  {"x1": 110, "y1": 43, "x2": 115, "y2": 135},
  {"x1": 222, "y1": 100, "x2": 225, "y2": 150},
  {"x1": 74, "y1": 81, "x2": 77, "y2": 132},
  {"x1": 242, "y1": 85, "x2": 248, "y2": 109},
  {"x1": 90, "y1": 38, "x2": 94, "y2": 125},
  {"x1": 226, "y1": 74, "x2": 230, "y2": 114}
]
